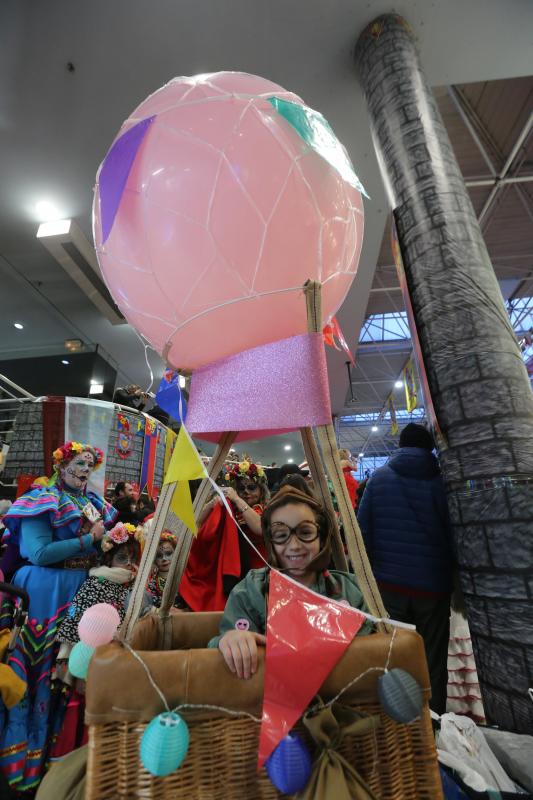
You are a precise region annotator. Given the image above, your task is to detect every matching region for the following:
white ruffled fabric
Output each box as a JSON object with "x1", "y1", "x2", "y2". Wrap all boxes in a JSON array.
[{"x1": 447, "y1": 610, "x2": 485, "y2": 723}]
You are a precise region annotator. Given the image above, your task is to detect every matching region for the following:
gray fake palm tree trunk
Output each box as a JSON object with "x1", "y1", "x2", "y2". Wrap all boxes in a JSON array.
[{"x1": 355, "y1": 14, "x2": 533, "y2": 733}]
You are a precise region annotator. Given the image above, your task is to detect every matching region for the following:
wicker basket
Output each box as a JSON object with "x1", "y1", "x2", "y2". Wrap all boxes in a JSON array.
[{"x1": 85, "y1": 612, "x2": 443, "y2": 799}]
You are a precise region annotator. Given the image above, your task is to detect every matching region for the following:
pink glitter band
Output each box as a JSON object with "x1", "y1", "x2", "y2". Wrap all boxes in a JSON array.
[{"x1": 186, "y1": 333, "x2": 332, "y2": 442}]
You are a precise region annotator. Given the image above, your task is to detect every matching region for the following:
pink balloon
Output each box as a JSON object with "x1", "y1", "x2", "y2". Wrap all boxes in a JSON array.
[
  {"x1": 78, "y1": 603, "x2": 121, "y2": 648},
  {"x1": 94, "y1": 72, "x2": 364, "y2": 369}
]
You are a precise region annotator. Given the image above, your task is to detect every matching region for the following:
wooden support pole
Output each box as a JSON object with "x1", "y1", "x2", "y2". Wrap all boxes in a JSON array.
[
  {"x1": 300, "y1": 426, "x2": 348, "y2": 571},
  {"x1": 304, "y1": 280, "x2": 389, "y2": 628}
]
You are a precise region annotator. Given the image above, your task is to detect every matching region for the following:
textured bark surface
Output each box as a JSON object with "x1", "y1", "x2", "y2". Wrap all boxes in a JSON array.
[{"x1": 356, "y1": 14, "x2": 533, "y2": 731}]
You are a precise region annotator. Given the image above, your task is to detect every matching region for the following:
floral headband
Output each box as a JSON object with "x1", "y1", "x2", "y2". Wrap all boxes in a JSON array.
[
  {"x1": 101, "y1": 522, "x2": 143, "y2": 553},
  {"x1": 52, "y1": 441, "x2": 104, "y2": 471},
  {"x1": 159, "y1": 531, "x2": 177, "y2": 547},
  {"x1": 224, "y1": 461, "x2": 266, "y2": 483}
]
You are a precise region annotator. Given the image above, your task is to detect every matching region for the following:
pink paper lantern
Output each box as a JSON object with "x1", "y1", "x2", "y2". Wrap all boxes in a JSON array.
[
  {"x1": 93, "y1": 72, "x2": 365, "y2": 369},
  {"x1": 78, "y1": 603, "x2": 121, "y2": 648}
]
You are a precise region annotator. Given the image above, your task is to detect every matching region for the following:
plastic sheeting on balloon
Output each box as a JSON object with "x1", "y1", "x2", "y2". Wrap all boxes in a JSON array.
[{"x1": 93, "y1": 71, "x2": 366, "y2": 370}]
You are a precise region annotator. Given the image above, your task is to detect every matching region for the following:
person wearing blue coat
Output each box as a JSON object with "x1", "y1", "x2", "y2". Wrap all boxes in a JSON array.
[{"x1": 357, "y1": 423, "x2": 453, "y2": 714}]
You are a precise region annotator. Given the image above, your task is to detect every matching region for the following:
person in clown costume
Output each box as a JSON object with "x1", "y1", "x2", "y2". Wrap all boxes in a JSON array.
[{"x1": 0, "y1": 441, "x2": 117, "y2": 793}]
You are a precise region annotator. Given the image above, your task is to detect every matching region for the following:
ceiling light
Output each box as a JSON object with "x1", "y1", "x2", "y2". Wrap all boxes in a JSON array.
[
  {"x1": 13, "y1": 322, "x2": 24, "y2": 330},
  {"x1": 36, "y1": 219, "x2": 71, "y2": 238},
  {"x1": 61, "y1": 359, "x2": 69, "y2": 365},
  {"x1": 89, "y1": 383, "x2": 104, "y2": 395},
  {"x1": 64, "y1": 338, "x2": 83, "y2": 351},
  {"x1": 358, "y1": 452, "x2": 364, "y2": 457},
  {"x1": 178, "y1": 374, "x2": 186, "y2": 389},
  {"x1": 35, "y1": 199, "x2": 62, "y2": 222},
  {"x1": 394, "y1": 380, "x2": 403, "y2": 389},
  {"x1": 287, "y1": 458, "x2": 294, "y2": 463},
  {"x1": 371, "y1": 425, "x2": 378, "y2": 432},
  {"x1": 284, "y1": 444, "x2": 292, "y2": 451}
]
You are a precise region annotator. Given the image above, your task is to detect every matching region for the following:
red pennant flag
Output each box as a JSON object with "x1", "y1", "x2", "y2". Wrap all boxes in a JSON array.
[
  {"x1": 258, "y1": 570, "x2": 366, "y2": 768},
  {"x1": 322, "y1": 316, "x2": 355, "y2": 367}
]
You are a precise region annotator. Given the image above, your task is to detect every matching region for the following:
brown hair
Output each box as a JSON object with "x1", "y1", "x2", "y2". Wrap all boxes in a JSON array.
[{"x1": 261, "y1": 485, "x2": 333, "y2": 572}]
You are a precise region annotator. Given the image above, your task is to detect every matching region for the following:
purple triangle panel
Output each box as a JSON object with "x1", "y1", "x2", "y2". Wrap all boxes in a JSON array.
[{"x1": 100, "y1": 116, "x2": 155, "y2": 243}]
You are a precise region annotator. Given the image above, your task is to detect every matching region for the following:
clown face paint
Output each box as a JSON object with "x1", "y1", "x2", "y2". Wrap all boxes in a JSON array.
[
  {"x1": 61, "y1": 451, "x2": 95, "y2": 492},
  {"x1": 155, "y1": 542, "x2": 175, "y2": 576}
]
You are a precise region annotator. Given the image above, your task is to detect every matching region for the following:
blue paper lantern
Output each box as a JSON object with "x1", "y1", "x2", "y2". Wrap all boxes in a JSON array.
[
  {"x1": 68, "y1": 641, "x2": 95, "y2": 679},
  {"x1": 265, "y1": 733, "x2": 312, "y2": 794},
  {"x1": 378, "y1": 668, "x2": 423, "y2": 724},
  {"x1": 140, "y1": 712, "x2": 190, "y2": 777}
]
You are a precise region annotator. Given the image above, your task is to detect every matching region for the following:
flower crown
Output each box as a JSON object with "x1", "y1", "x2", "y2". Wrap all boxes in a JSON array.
[
  {"x1": 52, "y1": 441, "x2": 104, "y2": 471},
  {"x1": 159, "y1": 531, "x2": 177, "y2": 547},
  {"x1": 101, "y1": 522, "x2": 143, "y2": 553},
  {"x1": 224, "y1": 461, "x2": 266, "y2": 483}
]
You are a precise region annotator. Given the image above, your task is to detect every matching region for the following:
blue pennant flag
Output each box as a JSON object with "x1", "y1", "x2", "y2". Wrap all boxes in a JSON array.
[{"x1": 155, "y1": 369, "x2": 187, "y2": 423}]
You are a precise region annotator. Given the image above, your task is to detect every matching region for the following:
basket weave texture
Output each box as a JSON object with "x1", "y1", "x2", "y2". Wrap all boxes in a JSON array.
[{"x1": 85, "y1": 612, "x2": 443, "y2": 799}]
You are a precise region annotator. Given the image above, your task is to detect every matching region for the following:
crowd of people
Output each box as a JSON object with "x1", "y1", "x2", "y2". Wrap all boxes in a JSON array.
[{"x1": 0, "y1": 422, "x2": 455, "y2": 796}]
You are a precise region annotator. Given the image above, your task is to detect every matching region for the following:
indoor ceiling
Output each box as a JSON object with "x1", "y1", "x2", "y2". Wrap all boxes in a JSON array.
[{"x1": 1, "y1": 1, "x2": 532, "y2": 464}]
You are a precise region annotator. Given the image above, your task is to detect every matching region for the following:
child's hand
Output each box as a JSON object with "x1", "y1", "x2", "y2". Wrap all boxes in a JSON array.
[{"x1": 218, "y1": 629, "x2": 266, "y2": 679}]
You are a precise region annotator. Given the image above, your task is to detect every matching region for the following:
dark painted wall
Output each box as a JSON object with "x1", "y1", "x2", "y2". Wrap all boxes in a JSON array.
[{"x1": 0, "y1": 352, "x2": 117, "y2": 400}]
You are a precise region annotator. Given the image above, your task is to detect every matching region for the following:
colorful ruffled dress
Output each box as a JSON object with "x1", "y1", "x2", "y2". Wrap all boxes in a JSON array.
[
  {"x1": 0, "y1": 484, "x2": 117, "y2": 792},
  {"x1": 146, "y1": 572, "x2": 182, "y2": 609}
]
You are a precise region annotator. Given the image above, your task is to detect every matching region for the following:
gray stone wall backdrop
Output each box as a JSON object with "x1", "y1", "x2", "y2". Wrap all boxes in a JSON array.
[
  {"x1": 356, "y1": 14, "x2": 533, "y2": 732},
  {"x1": 4, "y1": 401, "x2": 169, "y2": 495},
  {"x1": 3, "y1": 403, "x2": 44, "y2": 479}
]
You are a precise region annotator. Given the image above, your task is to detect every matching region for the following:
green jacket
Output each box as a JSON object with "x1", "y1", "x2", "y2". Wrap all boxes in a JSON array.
[{"x1": 207, "y1": 568, "x2": 374, "y2": 649}]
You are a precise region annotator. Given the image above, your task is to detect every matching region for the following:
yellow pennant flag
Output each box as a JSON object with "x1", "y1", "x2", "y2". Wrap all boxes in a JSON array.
[
  {"x1": 389, "y1": 396, "x2": 399, "y2": 436},
  {"x1": 163, "y1": 427, "x2": 206, "y2": 535},
  {"x1": 403, "y1": 358, "x2": 418, "y2": 413},
  {"x1": 164, "y1": 427, "x2": 205, "y2": 483},
  {"x1": 163, "y1": 428, "x2": 177, "y2": 476},
  {"x1": 170, "y1": 480, "x2": 197, "y2": 534}
]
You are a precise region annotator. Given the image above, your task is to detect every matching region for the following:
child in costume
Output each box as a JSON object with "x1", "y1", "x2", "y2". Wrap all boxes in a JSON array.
[
  {"x1": 50, "y1": 522, "x2": 143, "y2": 760},
  {"x1": 56, "y1": 521, "x2": 142, "y2": 647},
  {"x1": 208, "y1": 485, "x2": 373, "y2": 679},
  {"x1": 146, "y1": 530, "x2": 181, "y2": 608}
]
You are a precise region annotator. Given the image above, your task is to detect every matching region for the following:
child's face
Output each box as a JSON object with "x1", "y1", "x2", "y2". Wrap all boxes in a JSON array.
[
  {"x1": 270, "y1": 502, "x2": 321, "y2": 583},
  {"x1": 236, "y1": 479, "x2": 261, "y2": 506},
  {"x1": 111, "y1": 545, "x2": 136, "y2": 575},
  {"x1": 155, "y1": 542, "x2": 175, "y2": 575}
]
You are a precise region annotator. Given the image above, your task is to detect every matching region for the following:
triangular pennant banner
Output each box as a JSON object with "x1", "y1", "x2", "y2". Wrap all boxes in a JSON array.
[
  {"x1": 323, "y1": 316, "x2": 356, "y2": 367},
  {"x1": 164, "y1": 426, "x2": 205, "y2": 483},
  {"x1": 163, "y1": 426, "x2": 206, "y2": 535},
  {"x1": 169, "y1": 479, "x2": 197, "y2": 534},
  {"x1": 258, "y1": 570, "x2": 366, "y2": 768},
  {"x1": 99, "y1": 116, "x2": 155, "y2": 243}
]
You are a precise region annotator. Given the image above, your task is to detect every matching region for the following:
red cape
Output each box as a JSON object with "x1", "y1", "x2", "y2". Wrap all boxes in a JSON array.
[{"x1": 179, "y1": 503, "x2": 266, "y2": 611}]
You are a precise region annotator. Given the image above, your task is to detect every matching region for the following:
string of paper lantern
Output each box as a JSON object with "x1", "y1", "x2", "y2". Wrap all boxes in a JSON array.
[{"x1": 121, "y1": 625, "x2": 424, "y2": 790}]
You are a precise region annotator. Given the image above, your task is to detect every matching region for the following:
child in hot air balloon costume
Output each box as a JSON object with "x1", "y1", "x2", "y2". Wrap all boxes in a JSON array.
[{"x1": 208, "y1": 485, "x2": 373, "y2": 679}]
